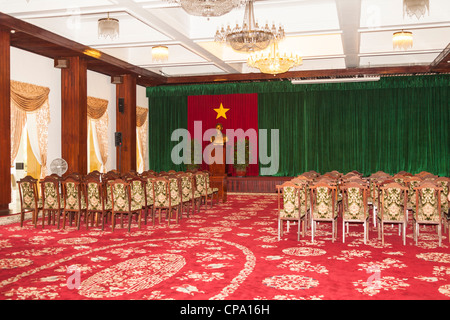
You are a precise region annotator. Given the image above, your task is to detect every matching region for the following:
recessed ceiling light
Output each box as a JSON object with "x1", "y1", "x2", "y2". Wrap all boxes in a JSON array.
[{"x1": 10, "y1": 30, "x2": 15, "y2": 34}]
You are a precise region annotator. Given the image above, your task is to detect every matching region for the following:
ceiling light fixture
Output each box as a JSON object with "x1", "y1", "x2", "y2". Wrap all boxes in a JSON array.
[
  {"x1": 403, "y1": 0, "x2": 429, "y2": 19},
  {"x1": 98, "y1": 13, "x2": 119, "y2": 40},
  {"x1": 247, "y1": 41, "x2": 302, "y2": 75},
  {"x1": 291, "y1": 76, "x2": 381, "y2": 84},
  {"x1": 393, "y1": 30, "x2": 413, "y2": 50},
  {"x1": 214, "y1": 0, "x2": 284, "y2": 53},
  {"x1": 152, "y1": 46, "x2": 169, "y2": 62},
  {"x1": 165, "y1": 0, "x2": 249, "y2": 18}
]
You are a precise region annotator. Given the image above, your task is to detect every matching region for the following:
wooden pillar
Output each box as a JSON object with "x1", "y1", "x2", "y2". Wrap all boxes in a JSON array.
[
  {"x1": 115, "y1": 74, "x2": 136, "y2": 173},
  {"x1": 0, "y1": 29, "x2": 11, "y2": 213},
  {"x1": 61, "y1": 56, "x2": 88, "y2": 175}
]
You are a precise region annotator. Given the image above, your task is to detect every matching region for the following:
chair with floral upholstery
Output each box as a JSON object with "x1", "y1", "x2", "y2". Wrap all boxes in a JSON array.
[
  {"x1": 276, "y1": 181, "x2": 307, "y2": 241},
  {"x1": 61, "y1": 176, "x2": 87, "y2": 229},
  {"x1": 309, "y1": 181, "x2": 338, "y2": 242},
  {"x1": 203, "y1": 171, "x2": 219, "y2": 207},
  {"x1": 434, "y1": 177, "x2": 449, "y2": 218},
  {"x1": 40, "y1": 175, "x2": 64, "y2": 228},
  {"x1": 153, "y1": 177, "x2": 179, "y2": 225},
  {"x1": 406, "y1": 176, "x2": 423, "y2": 220},
  {"x1": 141, "y1": 172, "x2": 156, "y2": 225},
  {"x1": 107, "y1": 178, "x2": 142, "y2": 232},
  {"x1": 124, "y1": 175, "x2": 147, "y2": 227},
  {"x1": 378, "y1": 182, "x2": 408, "y2": 245},
  {"x1": 17, "y1": 176, "x2": 42, "y2": 227},
  {"x1": 341, "y1": 182, "x2": 369, "y2": 244},
  {"x1": 413, "y1": 181, "x2": 443, "y2": 247},
  {"x1": 194, "y1": 172, "x2": 208, "y2": 210},
  {"x1": 179, "y1": 173, "x2": 198, "y2": 218},
  {"x1": 84, "y1": 176, "x2": 109, "y2": 230}
]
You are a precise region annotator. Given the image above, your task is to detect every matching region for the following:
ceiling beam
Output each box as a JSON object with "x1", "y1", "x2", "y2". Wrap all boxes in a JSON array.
[
  {"x1": 0, "y1": 12, "x2": 166, "y2": 86},
  {"x1": 115, "y1": 0, "x2": 241, "y2": 74},
  {"x1": 335, "y1": 0, "x2": 361, "y2": 68},
  {"x1": 430, "y1": 43, "x2": 450, "y2": 72}
]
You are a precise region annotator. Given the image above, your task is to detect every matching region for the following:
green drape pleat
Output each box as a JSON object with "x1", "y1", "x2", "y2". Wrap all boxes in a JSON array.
[
  {"x1": 147, "y1": 75, "x2": 449, "y2": 176},
  {"x1": 147, "y1": 95, "x2": 187, "y2": 172}
]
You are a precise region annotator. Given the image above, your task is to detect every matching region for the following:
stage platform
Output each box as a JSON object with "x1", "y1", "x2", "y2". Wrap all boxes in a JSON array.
[{"x1": 226, "y1": 176, "x2": 293, "y2": 193}]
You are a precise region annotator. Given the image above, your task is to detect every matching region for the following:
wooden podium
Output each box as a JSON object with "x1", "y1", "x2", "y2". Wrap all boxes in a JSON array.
[{"x1": 209, "y1": 143, "x2": 228, "y2": 203}]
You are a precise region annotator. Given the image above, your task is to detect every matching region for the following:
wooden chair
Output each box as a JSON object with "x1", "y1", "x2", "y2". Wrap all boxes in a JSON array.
[
  {"x1": 310, "y1": 182, "x2": 338, "y2": 242},
  {"x1": 378, "y1": 182, "x2": 408, "y2": 245},
  {"x1": 153, "y1": 177, "x2": 179, "y2": 226},
  {"x1": 413, "y1": 181, "x2": 443, "y2": 247},
  {"x1": 17, "y1": 176, "x2": 42, "y2": 227},
  {"x1": 203, "y1": 171, "x2": 219, "y2": 207},
  {"x1": 194, "y1": 172, "x2": 208, "y2": 210},
  {"x1": 84, "y1": 176, "x2": 109, "y2": 230},
  {"x1": 40, "y1": 175, "x2": 64, "y2": 228},
  {"x1": 108, "y1": 179, "x2": 142, "y2": 232},
  {"x1": 61, "y1": 176, "x2": 86, "y2": 229},
  {"x1": 341, "y1": 182, "x2": 369, "y2": 244},
  {"x1": 141, "y1": 173, "x2": 156, "y2": 225},
  {"x1": 276, "y1": 182, "x2": 307, "y2": 241},
  {"x1": 179, "y1": 173, "x2": 200, "y2": 218},
  {"x1": 124, "y1": 175, "x2": 148, "y2": 227}
]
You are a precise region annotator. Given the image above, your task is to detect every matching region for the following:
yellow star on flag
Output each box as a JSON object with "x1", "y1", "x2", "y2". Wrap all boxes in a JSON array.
[{"x1": 214, "y1": 103, "x2": 230, "y2": 119}]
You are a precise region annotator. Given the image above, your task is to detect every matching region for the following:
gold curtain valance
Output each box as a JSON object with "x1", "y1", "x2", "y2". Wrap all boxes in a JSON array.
[
  {"x1": 87, "y1": 96, "x2": 109, "y2": 120},
  {"x1": 136, "y1": 106, "x2": 148, "y2": 127},
  {"x1": 11, "y1": 80, "x2": 50, "y2": 113}
]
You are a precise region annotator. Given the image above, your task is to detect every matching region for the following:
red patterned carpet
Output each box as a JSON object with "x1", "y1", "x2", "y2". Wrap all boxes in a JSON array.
[{"x1": 0, "y1": 194, "x2": 449, "y2": 300}]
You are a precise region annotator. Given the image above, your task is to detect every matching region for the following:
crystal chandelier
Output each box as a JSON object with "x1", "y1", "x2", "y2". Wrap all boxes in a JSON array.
[
  {"x1": 165, "y1": 0, "x2": 248, "y2": 18},
  {"x1": 247, "y1": 41, "x2": 302, "y2": 75},
  {"x1": 98, "y1": 13, "x2": 119, "y2": 40},
  {"x1": 392, "y1": 30, "x2": 413, "y2": 50},
  {"x1": 152, "y1": 46, "x2": 169, "y2": 62},
  {"x1": 214, "y1": 0, "x2": 285, "y2": 53},
  {"x1": 403, "y1": 0, "x2": 429, "y2": 19}
]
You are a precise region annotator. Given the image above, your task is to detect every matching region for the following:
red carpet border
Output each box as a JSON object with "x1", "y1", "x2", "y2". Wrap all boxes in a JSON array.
[{"x1": 0, "y1": 194, "x2": 449, "y2": 300}]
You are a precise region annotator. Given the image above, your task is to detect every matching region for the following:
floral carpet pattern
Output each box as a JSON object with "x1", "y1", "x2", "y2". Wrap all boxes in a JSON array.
[{"x1": 0, "y1": 194, "x2": 449, "y2": 300}]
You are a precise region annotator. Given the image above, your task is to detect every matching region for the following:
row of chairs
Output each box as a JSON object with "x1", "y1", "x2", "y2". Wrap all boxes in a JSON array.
[
  {"x1": 16, "y1": 169, "x2": 219, "y2": 232},
  {"x1": 276, "y1": 170, "x2": 450, "y2": 246}
]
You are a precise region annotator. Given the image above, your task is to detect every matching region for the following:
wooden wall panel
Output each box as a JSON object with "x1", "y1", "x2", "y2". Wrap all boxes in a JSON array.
[
  {"x1": 116, "y1": 74, "x2": 137, "y2": 173},
  {"x1": 61, "y1": 56, "x2": 88, "y2": 175},
  {"x1": 0, "y1": 28, "x2": 11, "y2": 213}
]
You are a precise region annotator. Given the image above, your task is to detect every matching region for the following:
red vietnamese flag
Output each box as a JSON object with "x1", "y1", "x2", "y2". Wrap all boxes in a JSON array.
[{"x1": 187, "y1": 93, "x2": 259, "y2": 176}]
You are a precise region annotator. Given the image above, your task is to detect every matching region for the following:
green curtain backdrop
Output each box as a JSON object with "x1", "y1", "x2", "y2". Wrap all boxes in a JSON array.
[
  {"x1": 147, "y1": 95, "x2": 187, "y2": 172},
  {"x1": 147, "y1": 75, "x2": 449, "y2": 176}
]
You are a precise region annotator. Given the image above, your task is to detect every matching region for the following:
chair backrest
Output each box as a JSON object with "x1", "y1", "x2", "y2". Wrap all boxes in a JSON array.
[
  {"x1": 276, "y1": 182, "x2": 300, "y2": 219},
  {"x1": 341, "y1": 182, "x2": 368, "y2": 220},
  {"x1": 380, "y1": 182, "x2": 408, "y2": 221},
  {"x1": 153, "y1": 177, "x2": 171, "y2": 207},
  {"x1": 128, "y1": 176, "x2": 147, "y2": 208},
  {"x1": 194, "y1": 172, "x2": 207, "y2": 195},
  {"x1": 144, "y1": 175, "x2": 156, "y2": 204},
  {"x1": 108, "y1": 178, "x2": 132, "y2": 212},
  {"x1": 414, "y1": 181, "x2": 442, "y2": 223},
  {"x1": 179, "y1": 173, "x2": 194, "y2": 200},
  {"x1": 61, "y1": 176, "x2": 84, "y2": 210},
  {"x1": 310, "y1": 182, "x2": 337, "y2": 219},
  {"x1": 40, "y1": 175, "x2": 62, "y2": 210},
  {"x1": 84, "y1": 176, "x2": 105, "y2": 212},
  {"x1": 17, "y1": 176, "x2": 39, "y2": 210}
]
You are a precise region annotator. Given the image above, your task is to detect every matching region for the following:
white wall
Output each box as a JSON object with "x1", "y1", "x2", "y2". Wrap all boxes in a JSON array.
[
  {"x1": 137, "y1": 85, "x2": 149, "y2": 170},
  {"x1": 87, "y1": 70, "x2": 116, "y2": 171},
  {"x1": 10, "y1": 47, "x2": 147, "y2": 174},
  {"x1": 10, "y1": 47, "x2": 62, "y2": 175}
]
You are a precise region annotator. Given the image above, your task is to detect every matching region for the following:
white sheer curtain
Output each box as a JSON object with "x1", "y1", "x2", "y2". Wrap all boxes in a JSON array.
[
  {"x1": 136, "y1": 106, "x2": 148, "y2": 173},
  {"x1": 87, "y1": 96, "x2": 109, "y2": 173}
]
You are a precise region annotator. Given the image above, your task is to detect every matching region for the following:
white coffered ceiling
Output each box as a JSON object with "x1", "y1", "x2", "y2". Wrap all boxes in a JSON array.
[{"x1": 1, "y1": 0, "x2": 449, "y2": 78}]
